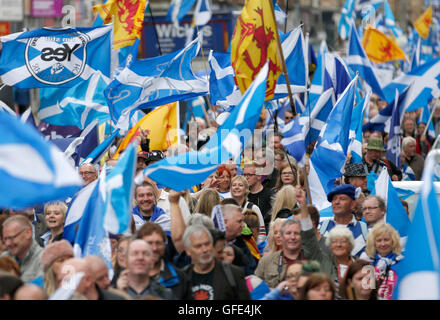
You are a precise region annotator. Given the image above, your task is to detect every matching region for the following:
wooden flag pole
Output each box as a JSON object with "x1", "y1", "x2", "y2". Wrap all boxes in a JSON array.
[{"x1": 267, "y1": 0, "x2": 312, "y2": 204}]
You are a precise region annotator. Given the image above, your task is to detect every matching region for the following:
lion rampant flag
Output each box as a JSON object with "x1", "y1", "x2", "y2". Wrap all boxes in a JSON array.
[
  {"x1": 113, "y1": 102, "x2": 179, "y2": 159},
  {"x1": 93, "y1": 0, "x2": 147, "y2": 50},
  {"x1": 231, "y1": 0, "x2": 281, "y2": 101},
  {"x1": 362, "y1": 26, "x2": 406, "y2": 64},
  {"x1": 414, "y1": 5, "x2": 432, "y2": 39}
]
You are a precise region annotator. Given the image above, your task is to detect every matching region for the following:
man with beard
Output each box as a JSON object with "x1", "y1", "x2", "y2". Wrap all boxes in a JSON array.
[{"x1": 182, "y1": 225, "x2": 250, "y2": 300}]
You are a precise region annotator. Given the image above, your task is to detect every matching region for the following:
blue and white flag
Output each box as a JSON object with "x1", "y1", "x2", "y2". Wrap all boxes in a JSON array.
[
  {"x1": 193, "y1": 0, "x2": 212, "y2": 26},
  {"x1": 355, "y1": 0, "x2": 383, "y2": 18},
  {"x1": 338, "y1": 0, "x2": 355, "y2": 40},
  {"x1": 73, "y1": 166, "x2": 113, "y2": 277},
  {"x1": 308, "y1": 76, "x2": 357, "y2": 211},
  {"x1": 387, "y1": 86, "x2": 410, "y2": 169},
  {"x1": 309, "y1": 50, "x2": 327, "y2": 107},
  {"x1": 135, "y1": 63, "x2": 269, "y2": 191},
  {"x1": 410, "y1": 36, "x2": 422, "y2": 72},
  {"x1": 38, "y1": 72, "x2": 111, "y2": 130},
  {"x1": 0, "y1": 111, "x2": 82, "y2": 210},
  {"x1": 281, "y1": 115, "x2": 306, "y2": 167},
  {"x1": 208, "y1": 50, "x2": 242, "y2": 108},
  {"x1": 274, "y1": 2, "x2": 287, "y2": 27},
  {"x1": 347, "y1": 21, "x2": 387, "y2": 100},
  {"x1": 395, "y1": 153, "x2": 440, "y2": 299},
  {"x1": 103, "y1": 143, "x2": 136, "y2": 235},
  {"x1": 0, "y1": 25, "x2": 112, "y2": 89},
  {"x1": 363, "y1": 98, "x2": 394, "y2": 132},
  {"x1": 273, "y1": 27, "x2": 308, "y2": 99},
  {"x1": 167, "y1": 0, "x2": 198, "y2": 28},
  {"x1": 82, "y1": 129, "x2": 120, "y2": 165},
  {"x1": 323, "y1": 53, "x2": 352, "y2": 100},
  {"x1": 382, "y1": 57, "x2": 440, "y2": 111},
  {"x1": 349, "y1": 90, "x2": 371, "y2": 163},
  {"x1": 402, "y1": 163, "x2": 416, "y2": 181},
  {"x1": 299, "y1": 88, "x2": 334, "y2": 146},
  {"x1": 105, "y1": 35, "x2": 208, "y2": 133},
  {"x1": 51, "y1": 120, "x2": 100, "y2": 168},
  {"x1": 373, "y1": 169, "x2": 410, "y2": 239},
  {"x1": 419, "y1": 103, "x2": 436, "y2": 140},
  {"x1": 383, "y1": 0, "x2": 403, "y2": 37}
]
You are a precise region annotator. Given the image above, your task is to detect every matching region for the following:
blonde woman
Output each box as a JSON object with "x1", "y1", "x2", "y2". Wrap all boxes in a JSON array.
[
  {"x1": 360, "y1": 222, "x2": 403, "y2": 300},
  {"x1": 270, "y1": 185, "x2": 297, "y2": 222},
  {"x1": 262, "y1": 218, "x2": 286, "y2": 256},
  {"x1": 194, "y1": 188, "x2": 221, "y2": 217},
  {"x1": 38, "y1": 201, "x2": 68, "y2": 247}
]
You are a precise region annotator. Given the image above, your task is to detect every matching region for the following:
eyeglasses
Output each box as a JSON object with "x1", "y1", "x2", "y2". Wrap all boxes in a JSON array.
[
  {"x1": 362, "y1": 206, "x2": 379, "y2": 211},
  {"x1": 243, "y1": 173, "x2": 256, "y2": 177},
  {"x1": 3, "y1": 228, "x2": 27, "y2": 243},
  {"x1": 147, "y1": 151, "x2": 165, "y2": 159},
  {"x1": 285, "y1": 273, "x2": 300, "y2": 279},
  {"x1": 331, "y1": 239, "x2": 348, "y2": 245},
  {"x1": 79, "y1": 171, "x2": 95, "y2": 176}
]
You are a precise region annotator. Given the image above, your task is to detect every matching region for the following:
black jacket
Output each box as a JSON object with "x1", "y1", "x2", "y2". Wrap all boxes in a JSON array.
[{"x1": 184, "y1": 259, "x2": 251, "y2": 300}]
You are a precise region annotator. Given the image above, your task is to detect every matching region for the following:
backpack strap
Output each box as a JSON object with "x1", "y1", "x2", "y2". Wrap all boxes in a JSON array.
[
  {"x1": 319, "y1": 219, "x2": 330, "y2": 236},
  {"x1": 221, "y1": 262, "x2": 237, "y2": 289},
  {"x1": 246, "y1": 201, "x2": 254, "y2": 210}
]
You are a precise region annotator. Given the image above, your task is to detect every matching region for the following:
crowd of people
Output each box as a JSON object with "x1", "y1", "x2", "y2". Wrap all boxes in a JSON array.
[{"x1": 0, "y1": 94, "x2": 435, "y2": 300}]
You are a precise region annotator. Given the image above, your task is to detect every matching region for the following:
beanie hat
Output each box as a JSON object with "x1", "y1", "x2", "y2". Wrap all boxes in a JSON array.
[{"x1": 40, "y1": 240, "x2": 74, "y2": 272}]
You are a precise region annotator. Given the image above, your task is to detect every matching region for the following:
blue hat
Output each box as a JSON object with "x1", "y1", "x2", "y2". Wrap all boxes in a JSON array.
[{"x1": 327, "y1": 184, "x2": 356, "y2": 202}]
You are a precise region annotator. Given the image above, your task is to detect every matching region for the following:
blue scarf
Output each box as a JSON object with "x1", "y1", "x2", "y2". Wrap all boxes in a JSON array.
[{"x1": 373, "y1": 252, "x2": 397, "y2": 275}]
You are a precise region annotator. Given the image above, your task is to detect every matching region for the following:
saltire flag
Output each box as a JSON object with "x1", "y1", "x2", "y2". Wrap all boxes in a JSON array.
[
  {"x1": 362, "y1": 98, "x2": 394, "y2": 132},
  {"x1": 299, "y1": 88, "x2": 334, "y2": 146},
  {"x1": 231, "y1": 0, "x2": 281, "y2": 101},
  {"x1": 0, "y1": 25, "x2": 112, "y2": 88},
  {"x1": 349, "y1": 90, "x2": 371, "y2": 163},
  {"x1": 208, "y1": 50, "x2": 242, "y2": 108},
  {"x1": 347, "y1": 21, "x2": 387, "y2": 101},
  {"x1": 193, "y1": 0, "x2": 212, "y2": 26},
  {"x1": 82, "y1": 129, "x2": 120, "y2": 165},
  {"x1": 72, "y1": 165, "x2": 113, "y2": 278},
  {"x1": 419, "y1": 103, "x2": 436, "y2": 140},
  {"x1": 362, "y1": 26, "x2": 406, "y2": 64},
  {"x1": 402, "y1": 163, "x2": 416, "y2": 181},
  {"x1": 307, "y1": 76, "x2": 357, "y2": 211},
  {"x1": 395, "y1": 152, "x2": 440, "y2": 299},
  {"x1": 51, "y1": 120, "x2": 100, "y2": 168},
  {"x1": 103, "y1": 143, "x2": 136, "y2": 235},
  {"x1": 338, "y1": 0, "x2": 355, "y2": 40},
  {"x1": 355, "y1": 0, "x2": 384, "y2": 17},
  {"x1": 38, "y1": 72, "x2": 111, "y2": 130},
  {"x1": 167, "y1": 0, "x2": 198, "y2": 28},
  {"x1": 414, "y1": 5, "x2": 432, "y2": 39},
  {"x1": 323, "y1": 53, "x2": 352, "y2": 100},
  {"x1": 0, "y1": 110, "x2": 82, "y2": 210},
  {"x1": 308, "y1": 47, "x2": 328, "y2": 107},
  {"x1": 386, "y1": 86, "x2": 411, "y2": 169},
  {"x1": 0, "y1": 101, "x2": 16, "y2": 116},
  {"x1": 273, "y1": 26, "x2": 308, "y2": 99},
  {"x1": 274, "y1": 2, "x2": 287, "y2": 27},
  {"x1": 281, "y1": 115, "x2": 306, "y2": 167},
  {"x1": 410, "y1": 36, "x2": 422, "y2": 71},
  {"x1": 105, "y1": 35, "x2": 207, "y2": 133},
  {"x1": 373, "y1": 169, "x2": 411, "y2": 240},
  {"x1": 383, "y1": 0, "x2": 403, "y2": 37},
  {"x1": 135, "y1": 63, "x2": 269, "y2": 191},
  {"x1": 113, "y1": 102, "x2": 179, "y2": 160},
  {"x1": 382, "y1": 57, "x2": 440, "y2": 111},
  {"x1": 92, "y1": 0, "x2": 147, "y2": 50}
]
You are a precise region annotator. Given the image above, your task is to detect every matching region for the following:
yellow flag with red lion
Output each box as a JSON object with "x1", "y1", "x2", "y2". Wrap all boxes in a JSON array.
[
  {"x1": 414, "y1": 5, "x2": 432, "y2": 39},
  {"x1": 231, "y1": 0, "x2": 281, "y2": 101},
  {"x1": 93, "y1": 0, "x2": 147, "y2": 50}
]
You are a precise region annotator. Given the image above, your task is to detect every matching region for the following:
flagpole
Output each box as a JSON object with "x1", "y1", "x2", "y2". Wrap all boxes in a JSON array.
[{"x1": 423, "y1": 98, "x2": 438, "y2": 138}]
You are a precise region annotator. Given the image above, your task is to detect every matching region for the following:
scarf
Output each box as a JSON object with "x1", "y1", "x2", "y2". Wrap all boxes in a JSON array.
[{"x1": 373, "y1": 252, "x2": 397, "y2": 276}]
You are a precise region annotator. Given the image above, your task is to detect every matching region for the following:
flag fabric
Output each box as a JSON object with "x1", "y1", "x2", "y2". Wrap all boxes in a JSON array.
[
  {"x1": 105, "y1": 36, "x2": 207, "y2": 133},
  {"x1": 347, "y1": 21, "x2": 387, "y2": 101},
  {"x1": 0, "y1": 25, "x2": 112, "y2": 89},
  {"x1": 135, "y1": 63, "x2": 269, "y2": 191},
  {"x1": 38, "y1": 72, "x2": 111, "y2": 130},
  {"x1": 273, "y1": 26, "x2": 308, "y2": 99},
  {"x1": 281, "y1": 115, "x2": 306, "y2": 167},
  {"x1": 113, "y1": 102, "x2": 179, "y2": 160},
  {"x1": 208, "y1": 51, "x2": 242, "y2": 108},
  {"x1": 308, "y1": 49, "x2": 327, "y2": 107},
  {"x1": 362, "y1": 26, "x2": 406, "y2": 63},
  {"x1": 82, "y1": 129, "x2": 120, "y2": 165},
  {"x1": 349, "y1": 90, "x2": 371, "y2": 163},
  {"x1": 73, "y1": 166, "x2": 113, "y2": 278},
  {"x1": 308, "y1": 76, "x2": 357, "y2": 211},
  {"x1": 0, "y1": 101, "x2": 16, "y2": 116},
  {"x1": 323, "y1": 53, "x2": 352, "y2": 100},
  {"x1": 395, "y1": 152, "x2": 440, "y2": 299},
  {"x1": 383, "y1": 0, "x2": 403, "y2": 37},
  {"x1": 338, "y1": 0, "x2": 355, "y2": 40},
  {"x1": 93, "y1": 0, "x2": 147, "y2": 50},
  {"x1": 386, "y1": 87, "x2": 410, "y2": 169},
  {"x1": 410, "y1": 36, "x2": 422, "y2": 71},
  {"x1": 373, "y1": 169, "x2": 411, "y2": 239},
  {"x1": 363, "y1": 97, "x2": 394, "y2": 132},
  {"x1": 274, "y1": 2, "x2": 287, "y2": 27},
  {"x1": 382, "y1": 57, "x2": 440, "y2": 111},
  {"x1": 402, "y1": 163, "x2": 416, "y2": 181},
  {"x1": 419, "y1": 103, "x2": 436, "y2": 140},
  {"x1": 231, "y1": 0, "x2": 281, "y2": 101},
  {"x1": 51, "y1": 120, "x2": 100, "y2": 168},
  {"x1": 414, "y1": 5, "x2": 432, "y2": 39},
  {"x1": 0, "y1": 111, "x2": 82, "y2": 210},
  {"x1": 167, "y1": 0, "x2": 198, "y2": 28},
  {"x1": 193, "y1": 0, "x2": 212, "y2": 26},
  {"x1": 299, "y1": 88, "x2": 334, "y2": 146},
  {"x1": 103, "y1": 143, "x2": 136, "y2": 235}
]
